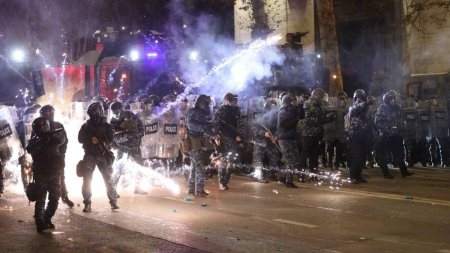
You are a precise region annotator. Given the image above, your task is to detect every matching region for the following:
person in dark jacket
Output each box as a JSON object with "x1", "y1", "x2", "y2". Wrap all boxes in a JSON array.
[
  {"x1": 299, "y1": 89, "x2": 336, "y2": 175},
  {"x1": 252, "y1": 99, "x2": 281, "y2": 183},
  {"x1": 78, "y1": 102, "x2": 119, "y2": 212},
  {"x1": 39, "y1": 105, "x2": 74, "y2": 208},
  {"x1": 185, "y1": 94, "x2": 216, "y2": 197},
  {"x1": 27, "y1": 116, "x2": 66, "y2": 232},
  {"x1": 374, "y1": 90, "x2": 414, "y2": 179},
  {"x1": 277, "y1": 93, "x2": 301, "y2": 188},
  {"x1": 347, "y1": 89, "x2": 373, "y2": 184},
  {"x1": 214, "y1": 93, "x2": 242, "y2": 191}
]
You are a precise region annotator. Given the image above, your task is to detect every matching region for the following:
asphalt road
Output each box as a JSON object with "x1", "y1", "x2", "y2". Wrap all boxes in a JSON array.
[{"x1": 1, "y1": 166, "x2": 450, "y2": 253}]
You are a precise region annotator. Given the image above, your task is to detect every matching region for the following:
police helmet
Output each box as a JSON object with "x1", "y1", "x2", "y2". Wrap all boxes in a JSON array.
[
  {"x1": 353, "y1": 89, "x2": 367, "y2": 102},
  {"x1": 162, "y1": 94, "x2": 176, "y2": 105},
  {"x1": 311, "y1": 88, "x2": 327, "y2": 102},
  {"x1": 87, "y1": 102, "x2": 104, "y2": 119},
  {"x1": 148, "y1": 95, "x2": 160, "y2": 107},
  {"x1": 135, "y1": 94, "x2": 149, "y2": 103},
  {"x1": 39, "y1": 104, "x2": 55, "y2": 121},
  {"x1": 263, "y1": 99, "x2": 277, "y2": 110},
  {"x1": 194, "y1": 94, "x2": 211, "y2": 111},
  {"x1": 140, "y1": 97, "x2": 154, "y2": 110},
  {"x1": 281, "y1": 93, "x2": 296, "y2": 106},
  {"x1": 337, "y1": 91, "x2": 348, "y2": 99},
  {"x1": 32, "y1": 116, "x2": 50, "y2": 135},
  {"x1": 224, "y1": 93, "x2": 238, "y2": 106},
  {"x1": 382, "y1": 90, "x2": 398, "y2": 106},
  {"x1": 110, "y1": 101, "x2": 123, "y2": 111},
  {"x1": 24, "y1": 104, "x2": 42, "y2": 116}
]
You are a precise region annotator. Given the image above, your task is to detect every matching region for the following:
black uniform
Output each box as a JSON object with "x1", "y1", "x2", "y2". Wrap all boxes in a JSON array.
[
  {"x1": 277, "y1": 100, "x2": 302, "y2": 186},
  {"x1": 348, "y1": 100, "x2": 373, "y2": 183},
  {"x1": 374, "y1": 102, "x2": 413, "y2": 178},
  {"x1": 252, "y1": 107, "x2": 281, "y2": 182},
  {"x1": 299, "y1": 99, "x2": 335, "y2": 172},
  {"x1": 186, "y1": 107, "x2": 215, "y2": 195},
  {"x1": 78, "y1": 116, "x2": 118, "y2": 210},
  {"x1": 26, "y1": 124, "x2": 66, "y2": 232},
  {"x1": 111, "y1": 110, "x2": 144, "y2": 192},
  {"x1": 215, "y1": 104, "x2": 241, "y2": 190}
]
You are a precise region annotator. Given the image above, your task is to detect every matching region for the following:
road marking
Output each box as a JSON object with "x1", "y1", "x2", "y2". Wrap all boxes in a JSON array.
[
  {"x1": 437, "y1": 250, "x2": 450, "y2": 253},
  {"x1": 301, "y1": 185, "x2": 450, "y2": 207},
  {"x1": 272, "y1": 218, "x2": 318, "y2": 228},
  {"x1": 163, "y1": 197, "x2": 196, "y2": 204}
]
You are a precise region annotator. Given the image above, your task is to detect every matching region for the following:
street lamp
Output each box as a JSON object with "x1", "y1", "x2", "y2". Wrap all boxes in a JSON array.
[{"x1": 11, "y1": 49, "x2": 26, "y2": 63}]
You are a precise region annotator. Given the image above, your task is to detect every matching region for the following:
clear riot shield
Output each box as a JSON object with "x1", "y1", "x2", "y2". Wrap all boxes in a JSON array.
[
  {"x1": 0, "y1": 106, "x2": 24, "y2": 163},
  {"x1": 157, "y1": 106, "x2": 180, "y2": 159},
  {"x1": 140, "y1": 110, "x2": 160, "y2": 159},
  {"x1": 417, "y1": 100, "x2": 431, "y2": 139},
  {"x1": 430, "y1": 98, "x2": 449, "y2": 138},
  {"x1": 322, "y1": 98, "x2": 337, "y2": 142},
  {"x1": 402, "y1": 106, "x2": 418, "y2": 141}
]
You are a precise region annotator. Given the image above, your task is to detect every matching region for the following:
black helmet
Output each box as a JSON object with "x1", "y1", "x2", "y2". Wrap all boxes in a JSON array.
[
  {"x1": 32, "y1": 116, "x2": 50, "y2": 135},
  {"x1": 23, "y1": 104, "x2": 41, "y2": 123},
  {"x1": 91, "y1": 95, "x2": 106, "y2": 104},
  {"x1": 337, "y1": 91, "x2": 348, "y2": 99},
  {"x1": 87, "y1": 102, "x2": 104, "y2": 119},
  {"x1": 224, "y1": 93, "x2": 238, "y2": 106},
  {"x1": 162, "y1": 94, "x2": 176, "y2": 104},
  {"x1": 311, "y1": 88, "x2": 327, "y2": 102},
  {"x1": 135, "y1": 94, "x2": 149, "y2": 103},
  {"x1": 353, "y1": 89, "x2": 367, "y2": 101},
  {"x1": 383, "y1": 90, "x2": 397, "y2": 106},
  {"x1": 110, "y1": 101, "x2": 123, "y2": 111},
  {"x1": 140, "y1": 97, "x2": 154, "y2": 110},
  {"x1": 39, "y1": 104, "x2": 55, "y2": 121},
  {"x1": 263, "y1": 99, "x2": 277, "y2": 110},
  {"x1": 148, "y1": 95, "x2": 160, "y2": 107},
  {"x1": 24, "y1": 104, "x2": 41, "y2": 116},
  {"x1": 281, "y1": 93, "x2": 296, "y2": 106},
  {"x1": 194, "y1": 94, "x2": 211, "y2": 112}
]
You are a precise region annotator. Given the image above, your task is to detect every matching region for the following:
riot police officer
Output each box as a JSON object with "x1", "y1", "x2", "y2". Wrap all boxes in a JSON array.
[
  {"x1": 374, "y1": 90, "x2": 414, "y2": 178},
  {"x1": 78, "y1": 102, "x2": 119, "y2": 212},
  {"x1": 299, "y1": 89, "x2": 336, "y2": 175},
  {"x1": 185, "y1": 95, "x2": 215, "y2": 196},
  {"x1": 39, "y1": 105, "x2": 74, "y2": 208},
  {"x1": 214, "y1": 93, "x2": 242, "y2": 190},
  {"x1": 277, "y1": 93, "x2": 301, "y2": 188},
  {"x1": 347, "y1": 90, "x2": 373, "y2": 184},
  {"x1": 252, "y1": 99, "x2": 281, "y2": 183},
  {"x1": 111, "y1": 100, "x2": 145, "y2": 194},
  {"x1": 26, "y1": 116, "x2": 66, "y2": 232}
]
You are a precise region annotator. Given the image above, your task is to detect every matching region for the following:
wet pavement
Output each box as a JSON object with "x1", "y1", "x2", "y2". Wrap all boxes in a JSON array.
[{"x1": 1, "y1": 166, "x2": 450, "y2": 253}]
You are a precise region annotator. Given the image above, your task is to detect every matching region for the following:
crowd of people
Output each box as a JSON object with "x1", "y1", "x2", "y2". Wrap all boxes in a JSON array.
[{"x1": 1, "y1": 87, "x2": 449, "y2": 233}]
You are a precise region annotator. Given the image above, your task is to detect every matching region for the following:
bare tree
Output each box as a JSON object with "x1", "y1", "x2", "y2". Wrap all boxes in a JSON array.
[{"x1": 404, "y1": 0, "x2": 450, "y2": 34}]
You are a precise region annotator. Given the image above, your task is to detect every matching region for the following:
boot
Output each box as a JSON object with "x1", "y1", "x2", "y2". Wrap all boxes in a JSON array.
[
  {"x1": 258, "y1": 170, "x2": 268, "y2": 183},
  {"x1": 285, "y1": 181, "x2": 298, "y2": 188},
  {"x1": 35, "y1": 218, "x2": 49, "y2": 233},
  {"x1": 44, "y1": 215, "x2": 55, "y2": 229},
  {"x1": 61, "y1": 195, "x2": 75, "y2": 208},
  {"x1": 186, "y1": 188, "x2": 195, "y2": 195},
  {"x1": 195, "y1": 190, "x2": 209, "y2": 197},
  {"x1": 110, "y1": 201, "x2": 120, "y2": 210},
  {"x1": 219, "y1": 184, "x2": 229, "y2": 191},
  {"x1": 82, "y1": 200, "x2": 91, "y2": 213}
]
